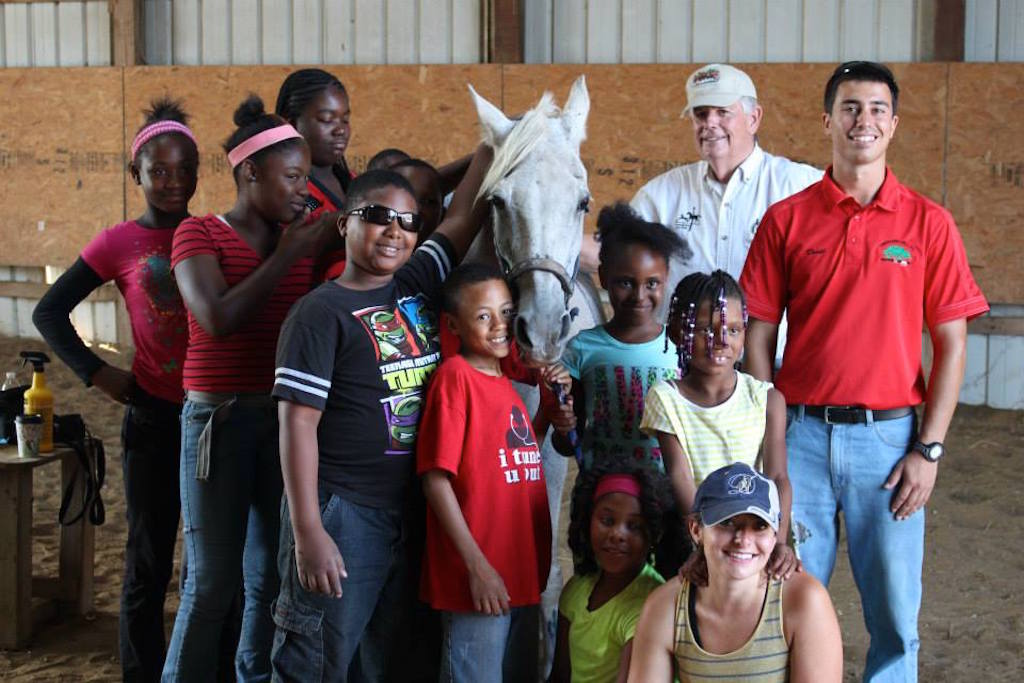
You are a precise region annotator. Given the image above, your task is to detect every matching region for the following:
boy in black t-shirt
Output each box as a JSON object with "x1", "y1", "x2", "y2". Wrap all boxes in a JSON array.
[{"x1": 270, "y1": 151, "x2": 491, "y2": 682}]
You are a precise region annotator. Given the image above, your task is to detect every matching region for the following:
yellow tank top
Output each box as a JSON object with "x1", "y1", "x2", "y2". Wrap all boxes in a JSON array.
[{"x1": 674, "y1": 578, "x2": 789, "y2": 682}]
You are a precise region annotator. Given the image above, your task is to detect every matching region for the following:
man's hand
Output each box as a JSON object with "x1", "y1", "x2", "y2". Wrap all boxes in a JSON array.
[
  {"x1": 294, "y1": 524, "x2": 347, "y2": 597},
  {"x1": 883, "y1": 452, "x2": 938, "y2": 521},
  {"x1": 468, "y1": 557, "x2": 510, "y2": 616}
]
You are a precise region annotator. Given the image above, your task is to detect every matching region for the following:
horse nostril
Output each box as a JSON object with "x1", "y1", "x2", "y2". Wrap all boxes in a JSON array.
[{"x1": 516, "y1": 316, "x2": 533, "y2": 349}]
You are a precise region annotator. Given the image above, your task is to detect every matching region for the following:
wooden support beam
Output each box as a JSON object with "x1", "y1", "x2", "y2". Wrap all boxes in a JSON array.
[
  {"x1": 487, "y1": 0, "x2": 523, "y2": 63},
  {"x1": 0, "y1": 281, "x2": 120, "y2": 303},
  {"x1": 110, "y1": 0, "x2": 143, "y2": 66},
  {"x1": 918, "y1": 0, "x2": 966, "y2": 61}
]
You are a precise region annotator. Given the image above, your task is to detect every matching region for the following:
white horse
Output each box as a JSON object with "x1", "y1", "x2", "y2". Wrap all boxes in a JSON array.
[
  {"x1": 466, "y1": 78, "x2": 606, "y2": 677},
  {"x1": 467, "y1": 77, "x2": 599, "y2": 365}
]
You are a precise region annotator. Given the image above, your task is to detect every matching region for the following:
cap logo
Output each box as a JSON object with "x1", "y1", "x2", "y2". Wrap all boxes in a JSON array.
[
  {"x1": 727, "y1": 473, "x2": 757, "y2": 495},
  {"x1": 693, "y1": 68, "x2": 720, "y2": 87}
]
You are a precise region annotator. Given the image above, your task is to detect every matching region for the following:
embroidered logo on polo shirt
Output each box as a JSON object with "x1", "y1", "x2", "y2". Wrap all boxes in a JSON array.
[
  {"x1": 675, "y1": 209, "x2": 700, "y2": 232},
  {"x1": 693, "y1": 68, "x2": 720, "y2": 87},
  {"x1": 881, "y1": 242, "x2": 912, "y2": 267}
]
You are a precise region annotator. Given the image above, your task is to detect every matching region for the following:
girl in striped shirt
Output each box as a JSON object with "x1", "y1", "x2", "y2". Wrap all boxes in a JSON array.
[{"x1": 640, "y1": 270, "x2": 799, "y2": 581}]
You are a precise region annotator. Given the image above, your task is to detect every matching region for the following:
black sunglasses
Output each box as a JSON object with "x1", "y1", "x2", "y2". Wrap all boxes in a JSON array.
[{"x1": 347, "y1": 204, "x2": 422, "y2": 233}]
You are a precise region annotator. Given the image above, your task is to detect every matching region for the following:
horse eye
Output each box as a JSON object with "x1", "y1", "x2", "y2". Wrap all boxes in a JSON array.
[
  {"x1": 577, "y1": 197, "x2": 591, "y2": 213},
  {"x1": 491, "y1": 195, "x2": 506, "y2": 210}
]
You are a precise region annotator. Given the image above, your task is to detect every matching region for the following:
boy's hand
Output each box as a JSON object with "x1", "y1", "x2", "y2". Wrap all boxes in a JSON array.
[
  {"x1": 468, "y1": 557, "x2": 511, "y2": 616},
  {"x1": 767, "y1": 543, "x2": 801, "y2": 581},
  {"x1": 294, "y1": 525, "x2": 347, "y2": 598}
]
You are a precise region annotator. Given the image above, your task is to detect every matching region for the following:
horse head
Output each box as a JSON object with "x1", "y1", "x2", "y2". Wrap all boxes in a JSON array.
[{"x1": 469, "y1": 77, "x2": 591, "y2": 365}]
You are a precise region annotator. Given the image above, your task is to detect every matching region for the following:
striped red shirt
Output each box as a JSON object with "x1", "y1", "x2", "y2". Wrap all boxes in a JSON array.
[{"x1": 171, "y1": 214, "x2": 314, "y2": 393}]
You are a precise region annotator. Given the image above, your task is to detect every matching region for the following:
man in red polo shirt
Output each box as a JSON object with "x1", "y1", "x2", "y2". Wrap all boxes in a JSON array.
[{"x1": 740, "y1": 62, "x2": 988, "y2": 682}]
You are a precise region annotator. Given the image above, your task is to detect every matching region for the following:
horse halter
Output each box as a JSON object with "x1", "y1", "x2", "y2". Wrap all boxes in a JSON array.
[{"x1": 503, "y1": 255, "x2": 578, "y2": 306}]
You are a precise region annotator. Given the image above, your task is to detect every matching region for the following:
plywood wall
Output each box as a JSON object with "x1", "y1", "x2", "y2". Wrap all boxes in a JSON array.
[
  {"x1": 121, "y1": 64, "x2": 502, "y2": 219},
  {"x1": 0, "y1": 68, "x2": 124, "y2": 266},
  {"x1": 0, "y1": 63, "x2": 1019, "y2": 303}
]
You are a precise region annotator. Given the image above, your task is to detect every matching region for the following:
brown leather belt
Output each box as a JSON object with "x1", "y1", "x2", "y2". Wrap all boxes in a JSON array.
[{"x1": 800, "y1": 405, "x2": 913, "y2": 425}]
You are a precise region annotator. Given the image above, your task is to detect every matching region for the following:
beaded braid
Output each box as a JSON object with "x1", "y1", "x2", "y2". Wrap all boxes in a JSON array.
[{"x1": 666, "y1": 270, "x2": 748, "y2": 375}]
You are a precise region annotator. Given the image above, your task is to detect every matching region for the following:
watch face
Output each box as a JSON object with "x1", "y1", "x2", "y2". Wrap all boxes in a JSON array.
[{"x1": 921, "y1": 442, "x2": 943, "y2": 461}]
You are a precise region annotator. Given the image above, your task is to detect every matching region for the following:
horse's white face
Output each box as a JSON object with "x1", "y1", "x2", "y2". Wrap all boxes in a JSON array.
[{"x1": 470, "y1": 77, "x2": 591, "y2": 365}]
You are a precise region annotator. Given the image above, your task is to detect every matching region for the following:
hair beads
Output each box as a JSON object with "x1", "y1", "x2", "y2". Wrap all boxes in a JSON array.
[
  {"x1": 667, "y1": 269, "x2": 748, "y2": 375},
  {"x1": 717, "y1": 287, "x2": 729, "y2": 347},
  {"x1": 684, "y1": 302, "x2": 697, "y2": 373}
]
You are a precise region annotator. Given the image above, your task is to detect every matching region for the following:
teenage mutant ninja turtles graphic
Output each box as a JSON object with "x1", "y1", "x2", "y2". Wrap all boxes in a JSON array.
[
  {"x1": 398, "y1": 295, "x2": 440, "y2": 348},
  {"x1": 354, "y1": 306, "x2": 418, "y2": 361},
  {"x1": 381, "y1": 392, "x2": 422, "y2": 454}
]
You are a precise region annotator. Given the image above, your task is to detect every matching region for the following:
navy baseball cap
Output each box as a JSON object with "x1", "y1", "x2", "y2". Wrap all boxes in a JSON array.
[{"x1": 693, "y1": 463, "x2": 780, "y2": 531}]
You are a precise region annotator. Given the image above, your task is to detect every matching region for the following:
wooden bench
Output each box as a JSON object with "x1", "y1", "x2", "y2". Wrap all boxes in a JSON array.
[{"x1": 0, "y1": 443, "x2": 97, "y2": 649}]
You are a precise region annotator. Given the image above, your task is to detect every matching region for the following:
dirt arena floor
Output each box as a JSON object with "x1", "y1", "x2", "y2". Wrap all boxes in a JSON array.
[{"x1": 0, "y1": 334, "x2": 1021, "y2": 681}]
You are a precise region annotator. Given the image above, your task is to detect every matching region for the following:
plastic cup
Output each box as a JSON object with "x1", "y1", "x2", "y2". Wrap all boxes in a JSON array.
[{"x1": 15, "y1": 413, "x2": 42, "y2": 458}]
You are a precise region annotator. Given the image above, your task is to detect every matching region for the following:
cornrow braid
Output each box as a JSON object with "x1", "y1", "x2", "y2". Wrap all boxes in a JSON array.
[
  {"x1": 666, "y1": 270, "x2": 746, "y2": 375},
  {"x1": 275, "y1": 68, "x2": 352, "y2": 192}
]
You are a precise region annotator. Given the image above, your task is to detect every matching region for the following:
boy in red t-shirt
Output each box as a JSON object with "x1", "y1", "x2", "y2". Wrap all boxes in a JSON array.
[{"x1": 417, "y1": 263, "x2": 576, "y2": 682}]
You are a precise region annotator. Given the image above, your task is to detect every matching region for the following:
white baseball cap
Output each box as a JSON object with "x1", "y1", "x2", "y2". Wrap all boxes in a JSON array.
[{"x1": 683, "y1": 64, "x2": 758, "y2": 115}]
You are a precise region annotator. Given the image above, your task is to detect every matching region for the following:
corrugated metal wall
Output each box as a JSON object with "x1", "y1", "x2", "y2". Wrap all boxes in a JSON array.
[
  {"x1": 524, "y1": 0, "x2": 923, "y2": 63},
  {"x1": 0, "y1": 1, "x2": 110, "y2": 67},
  {"x1": 966, "y1": 0, "x2": 1024, "y2": 60},
  {"x1": 3, "y1": 1, "x2": 1022, "y2": 67},
  {"x1": 143, "y1": 0, "x2": 481, "y2": 65}
]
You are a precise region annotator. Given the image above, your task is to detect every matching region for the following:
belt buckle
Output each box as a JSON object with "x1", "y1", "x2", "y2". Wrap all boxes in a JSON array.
[{"x1": 823, "y1": 406, "x2": 838, "y2": 424}]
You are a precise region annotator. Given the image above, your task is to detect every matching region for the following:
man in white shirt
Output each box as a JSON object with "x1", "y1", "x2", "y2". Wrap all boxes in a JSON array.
[
  {"x1": 582, "y1": 64, "x2": 820, "y2": 343},
  {"x1": 629, "y1": 63, "x2": 821, "y2": 275}
]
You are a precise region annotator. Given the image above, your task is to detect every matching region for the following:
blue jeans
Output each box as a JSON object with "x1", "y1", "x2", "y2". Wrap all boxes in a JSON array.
[
  {"x1": 271, "y1": 492, "x2": 410, "y2": 682},
  {"x1": 786, "y1": 407, "x2": 921, "y2": 683},
  {"x1": 162, "y1": 398, "x2": 282, "y2": 683},
  {"x1": 440, "y1": 606, "x2": 540, "y2": 683}
]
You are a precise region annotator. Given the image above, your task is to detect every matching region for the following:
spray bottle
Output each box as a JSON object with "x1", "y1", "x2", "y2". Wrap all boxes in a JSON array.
[{"x1": 20, "y1": 351, "x2": 54, "y2": 453}]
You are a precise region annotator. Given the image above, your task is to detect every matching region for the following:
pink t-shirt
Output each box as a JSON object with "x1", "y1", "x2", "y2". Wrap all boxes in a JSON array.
[{"x1": 80, "y1": 220, "x2": 188, "y2": 403}]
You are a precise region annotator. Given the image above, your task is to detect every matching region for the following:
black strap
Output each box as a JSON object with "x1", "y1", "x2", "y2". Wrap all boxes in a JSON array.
[{"x1": 57, "y1": 418, "x2": 106, "y2": 527}]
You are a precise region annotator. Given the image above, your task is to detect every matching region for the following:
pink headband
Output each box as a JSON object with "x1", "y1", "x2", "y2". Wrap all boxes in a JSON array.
[
  {"x1": 593, "y1": 474, "x2": 642, "y2": 502},
  {"x1": 130, "y1": 121, "x2": 197, "y2": 160},
  {"x1": 227, "y1": 124, "x2": 302, "y2": 168}
]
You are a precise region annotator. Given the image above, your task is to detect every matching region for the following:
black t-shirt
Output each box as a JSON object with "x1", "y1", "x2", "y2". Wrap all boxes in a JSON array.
[{"x1": 273, "y1": 236, "x2": 454, "y2": 508}]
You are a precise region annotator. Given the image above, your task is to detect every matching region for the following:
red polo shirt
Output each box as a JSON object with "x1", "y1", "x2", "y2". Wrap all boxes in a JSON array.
[{"x1": 740, "y1": 168, "x2": 988, "y2": 409}]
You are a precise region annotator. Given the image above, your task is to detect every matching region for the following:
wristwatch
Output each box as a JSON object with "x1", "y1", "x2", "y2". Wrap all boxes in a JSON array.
[{"x1": 912, "y1": 441, "x2": 944, "y2": 462}]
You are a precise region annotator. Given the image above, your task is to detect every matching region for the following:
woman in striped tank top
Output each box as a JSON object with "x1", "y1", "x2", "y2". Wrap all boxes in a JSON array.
[{"x1": 628, "y1": 463, "x2": 841, "y2": 682}]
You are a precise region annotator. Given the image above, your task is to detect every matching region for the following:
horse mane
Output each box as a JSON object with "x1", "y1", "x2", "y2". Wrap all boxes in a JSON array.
[{"x1": 477, "y1": 91, "x2": 560, "y2": 201}]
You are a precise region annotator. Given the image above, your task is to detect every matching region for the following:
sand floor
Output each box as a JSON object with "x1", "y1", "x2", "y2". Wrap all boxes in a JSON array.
[{"x1": 0, "y1": 334, "x2": 1021, "y2": 681}]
